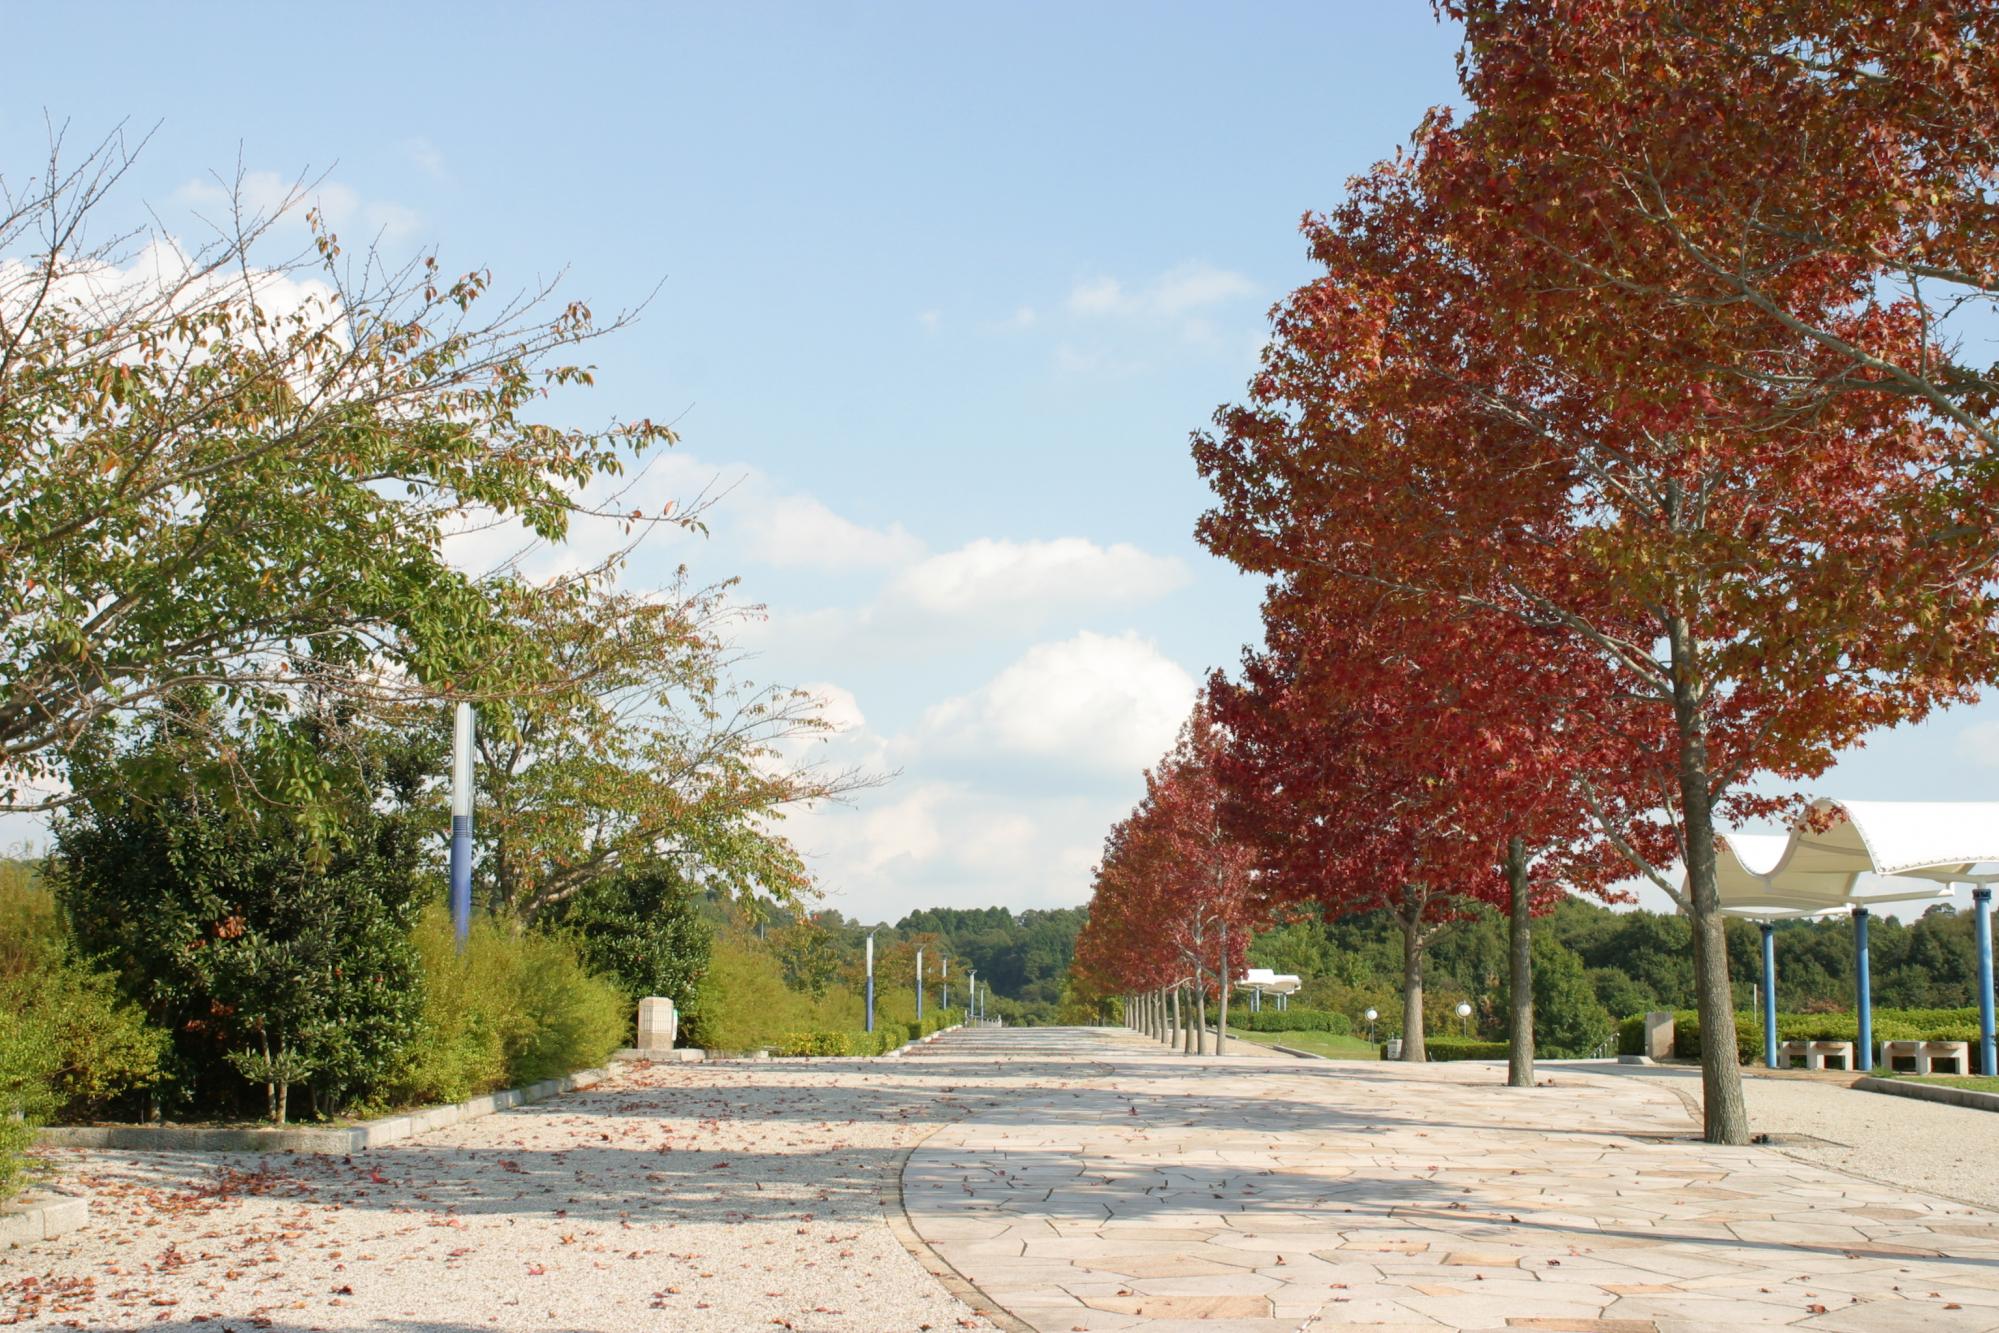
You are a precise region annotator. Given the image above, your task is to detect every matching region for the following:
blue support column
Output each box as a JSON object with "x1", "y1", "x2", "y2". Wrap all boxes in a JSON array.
[
  {"x1": 449, "y1": 702, "x2": 475, "y2": 950},
  {"x1": 1853, "y1": 907, "x2": 1873, "y2": 1072},
  {"x1": 1760, "y1": 923, "x2": 1779, "y2": 1069},
  {"x1": 1976, "y1": 887, "x2": 1996, "y2": 1077}
]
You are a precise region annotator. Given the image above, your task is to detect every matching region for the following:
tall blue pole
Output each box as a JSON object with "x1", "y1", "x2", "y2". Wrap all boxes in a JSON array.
[
  {"x1": 916, "y1": 947, "x2": 924, "y2": 1022},
  {"x1": 449, "y1": 702, "x2": 474, "y2": 950},
  {"x1": 1853, "y1": 907, "x2": 1873, "y2": 1072},
  {"x1": 940, "y1": 957, "x2": 948, "y2": 1012},
  {"x1": 1760, "y1": 923, "x2": 1778, "y2": 1069},
  {"x1": 864, "y1": 932, "x2": 876, "y2": 1034},
  {"x1": 1975, "y1": 887, "x2": 1996, "y2": 1077}
]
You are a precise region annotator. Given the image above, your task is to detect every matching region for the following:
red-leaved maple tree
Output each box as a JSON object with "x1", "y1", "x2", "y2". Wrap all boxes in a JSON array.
[
  {"x1": 1072, "y1": 707, "x2": 1259, "y2": 1055},
  {"x1": 1196, "y1": 59, "x2": 1999, "y2": 1138}
]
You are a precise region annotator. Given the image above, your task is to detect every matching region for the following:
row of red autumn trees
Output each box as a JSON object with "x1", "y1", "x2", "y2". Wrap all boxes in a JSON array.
[{"x1": 1072, "y1": 0, "x2": 1999, "y2": 1145}]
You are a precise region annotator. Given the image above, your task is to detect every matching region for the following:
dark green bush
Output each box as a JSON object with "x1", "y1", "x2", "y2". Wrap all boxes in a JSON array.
[
  {"x1": 55, "y1": 712, "x2": 428, "y2": 1121},
  {"x1": 554, "y1": 861, "x2": 711, "y2": 1032},
  {"x1": 1617, "y1": 1013, "x2": 1647, "y2": 1056}
]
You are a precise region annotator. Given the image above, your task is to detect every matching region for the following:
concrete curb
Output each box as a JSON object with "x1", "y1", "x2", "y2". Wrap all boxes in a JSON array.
[
  {"x1": 0, "y1": 1189, "x2": 87, "y2": 1247},
  {"x1": 609, "y1": 1047, "x2": 707, "y2": 1064},
  {"x1": 1270, "y1": 1042, "x2": 1330, "y2": 1061},
  {"x1": 38, "y1": 1066, "x2": 610, "y2": 1155},
  {"x1": 1856, "y1": 1076, "x2": 1999, "y2": 1114}
]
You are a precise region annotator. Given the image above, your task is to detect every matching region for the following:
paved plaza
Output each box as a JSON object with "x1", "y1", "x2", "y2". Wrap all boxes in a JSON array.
[
  {"x1": 908, "y1": 1029, "x2": 1999, "y2": 1332},
  {"x1": 7, "y1": 1028, "x2": 1999, "y2": 1331}
]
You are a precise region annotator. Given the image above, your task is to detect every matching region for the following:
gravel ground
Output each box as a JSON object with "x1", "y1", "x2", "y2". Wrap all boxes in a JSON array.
[
  {"x1": 1553, "y1": 1060, "x2": 1999, "y2": 1211},
  {"x1": 0, "y1": 1057, "x2": 1007, "y2": 1332}
]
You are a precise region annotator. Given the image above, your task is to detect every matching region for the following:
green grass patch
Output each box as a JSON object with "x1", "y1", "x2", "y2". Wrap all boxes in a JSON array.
[
  {"x1": 1230, "y1": 1028, "x2": 1380, "y2": 1059},
  {"x1": 1881, "y1": 1073, "x2": 1999, "y2": 1094}
]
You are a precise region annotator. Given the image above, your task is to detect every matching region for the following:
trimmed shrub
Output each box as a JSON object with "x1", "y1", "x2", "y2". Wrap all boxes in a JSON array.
[
  {"x1": 1638, "y1": 1006, "x2": 1986, "y2": 1063},
  {"x1": 1230, "y1": 1008, "x2": 1355, "y2": 1035},
  {"x1": 1415, "y1": 1039, "x2": 1510, "y2": 1061},
  {"x1": 1617, "y1": 1013, "x2": 1647, "y2": 1056}
]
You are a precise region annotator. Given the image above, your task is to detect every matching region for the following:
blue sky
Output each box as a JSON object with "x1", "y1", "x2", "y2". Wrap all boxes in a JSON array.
[{"x1": 7, "y1": 4, "x2": 1995, "y2": 923}]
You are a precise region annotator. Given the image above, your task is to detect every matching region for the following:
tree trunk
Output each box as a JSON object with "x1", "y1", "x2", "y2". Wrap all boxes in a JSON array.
[
  {"x1": 1668, "y1": 610, "x2": 1751, "y2": 1145},
  {"x1": 277, "y1": 1080, "x2": 289, "y2": 1127},
  {"x1": 1172, "y1": 984, "x2": 1184, "y2": 1054},
  {"x1": 1195, "y1": 974, "x2": 1209, "y2": 1055},
  {"x1": 1183, "y1": 979, "x2": 1196, "y2": 1054},
  {"x1": 1217, "y1": 920, "x2": 1230, "y2": 1056},
  {"x1": 1400, "y1": 901, "x2": 1427, "y2": 1062},
  {"x1": 1507, "y1": 835, "x2": 1535, "y2": 1088}
]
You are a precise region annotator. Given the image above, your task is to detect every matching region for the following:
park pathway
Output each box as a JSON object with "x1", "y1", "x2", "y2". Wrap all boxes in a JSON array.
[{"x1": 903, "y1": 1027, "x2": 1999, "y2": 1332}]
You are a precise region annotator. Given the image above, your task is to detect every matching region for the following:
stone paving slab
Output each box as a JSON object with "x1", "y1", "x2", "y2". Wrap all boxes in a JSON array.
[{"x1": 903, "y1": 1027, "x2": 1999, "y2": 1332}]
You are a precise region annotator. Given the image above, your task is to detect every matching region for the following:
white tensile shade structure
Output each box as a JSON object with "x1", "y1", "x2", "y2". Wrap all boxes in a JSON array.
[
  {"x1": 1710, "y1": 799, "x2": 1999, "y2": 1073},
  {"x1": 1237, "y1": 967, "x2": 1302, "y2": 1013}
]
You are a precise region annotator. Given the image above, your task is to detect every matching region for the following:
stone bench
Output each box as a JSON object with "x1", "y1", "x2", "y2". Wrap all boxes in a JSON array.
[
  {"x1": 1778, "y1": 1039, "x2": 1855, "y2": 1071},
  {"x1": 1880, "y1": 1039, "x2": 1971, "y2": 1075}
]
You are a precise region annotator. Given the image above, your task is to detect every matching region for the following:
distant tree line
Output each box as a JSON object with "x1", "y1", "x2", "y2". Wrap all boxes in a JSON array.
[{"x1": 1249, "y1": 897, "x2": 1992, "y2": 1056}]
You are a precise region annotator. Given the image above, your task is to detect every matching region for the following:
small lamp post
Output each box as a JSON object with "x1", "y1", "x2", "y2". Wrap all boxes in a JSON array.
[
  {"x1": 1456, "y1": 1001, "x2": 1472, "y2": 1038},
  {"x1": 865, "y1": 930, "x2": 877, "y2": 1034},
  {"x1": 968, "y1": 967, "x2": 977, "y2": 1022},
  {"x1": 1364, "y1": 1008, "x2": 1378, "y2": 1044},
  {"x1": 940, "y1": 956, "x2": 949, "y2": 1012},
  {"x1": 916, "y1": 946, "x2": 924, "y2": 1022}
]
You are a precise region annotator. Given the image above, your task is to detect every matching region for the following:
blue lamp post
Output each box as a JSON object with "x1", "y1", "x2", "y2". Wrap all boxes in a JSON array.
[
  {"x1": 864, "y1": 930, "x2": 876, "y2": 1034},
  {"x1": 915, "y1": 947, "x2": 924, "y2": 1022},
  {"x1": 1853, "y1": 907, "x2": 1873, "y2": 1071},
  {"x1": 940, "y1": 956, "x2": 948, "y2": 1012},
  {"x1": 967, "y1": 968, "x2": 976, "y2": 1022},
  {"x1": 1975, "y1": 886, "x2": 1996, "y2": 1076},
  {"x1": 1760, "y1": 922, "x2": 1779, "y2": 1069},
  {"x1": 449, "y1": 701, "x2": 475, "y2": 950}
]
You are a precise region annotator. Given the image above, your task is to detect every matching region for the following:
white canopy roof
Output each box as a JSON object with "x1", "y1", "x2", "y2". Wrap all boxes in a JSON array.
[
  {"x1": 1714, "y1": 799, "x2": 1999, "y2": 918},
  {"x1": 1238, "y1": 967, "x2": 1302, "y2": 994}
]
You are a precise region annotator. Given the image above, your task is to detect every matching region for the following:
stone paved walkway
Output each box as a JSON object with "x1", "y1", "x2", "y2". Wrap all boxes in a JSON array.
[{"x1": 903, "y1": 1027, "x2": 1999, "y2": 1332}]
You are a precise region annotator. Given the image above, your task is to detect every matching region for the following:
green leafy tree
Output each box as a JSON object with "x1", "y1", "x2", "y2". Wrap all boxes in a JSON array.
[
  {"x1": 473, "y1": 578, "x2": 870, "y2": 923},
  {"x1": 0, "y1": 131, "x2": 679, "y2": 815}
]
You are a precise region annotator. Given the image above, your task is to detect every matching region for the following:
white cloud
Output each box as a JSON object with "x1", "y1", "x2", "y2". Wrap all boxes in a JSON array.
[
  {"x1": 888, "y1": 537, "x2": 1187, "y2": 619},
  {"x1": 786, "y1": 778, "x2": 1120, "y2": 920},
  {"x1": 917, "y1": 309, "x2": 942, "y2": 333},
  {"x1": 743, "y1": 494, "x2": 924, "y2": 570},
  {"x1": 1066, "y1": 276, "x2": 1124, "y2": 316},
  {"x1": 402, "y1": 137, "x2": 447, "y2": 178},
  {"x1": 798, "y1": 681, "x2": 866, "y2": 735},
  {"x1": 920, "y1": 630, "x2": 1197, "y2": 774},
  {"x1": 1064, "y1": 262, "x2": 1255, "y2": 320},
  {"x1": 1954, "y1": 720, "x2": 1999, "y2": 768},
  {"x1": 176, "y1": 168, "x2": 422, "y2": 242}
]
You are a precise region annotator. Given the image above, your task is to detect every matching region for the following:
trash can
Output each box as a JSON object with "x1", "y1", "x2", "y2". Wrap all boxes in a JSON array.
[{"x1": 1384, "y1": 1038, "x2": 1402, "y2": 1060}]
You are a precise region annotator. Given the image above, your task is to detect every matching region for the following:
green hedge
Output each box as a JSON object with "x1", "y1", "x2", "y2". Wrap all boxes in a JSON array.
[
  {"x1": 771, "y1": 1009, "x2": 963, "y2": 1059},
  {"x1": 1621, "y1": 1007, "x2": 1988, "y2": 1063},
  {"x1": 1378, "y1": 1039, "x2": 1509, "y2": 1061},
  {"x1": 1230, "y1": 1008, "x2": 1354, "y2": 1035}
]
